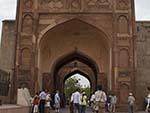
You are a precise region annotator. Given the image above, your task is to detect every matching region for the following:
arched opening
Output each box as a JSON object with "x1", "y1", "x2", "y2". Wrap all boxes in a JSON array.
[
  {"x1": 38, "y1": 18, "x2": 111, "y2": 95},
  {"x1": 64, "y1": 73, "x2": 91, "y2": 105},
  {"x1": 52, "y1": 51, "x2": 98, "y2": 93}
]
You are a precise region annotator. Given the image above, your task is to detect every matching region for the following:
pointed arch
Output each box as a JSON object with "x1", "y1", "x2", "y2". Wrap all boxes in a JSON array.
[
  {"x1": 51, "y1": 50, "x2": 100, "y2": 76},
  {"x1": 118, "y1": 15, "x2": 129, "y2": 34},
  {"x1": 22, "y1": 14, "x2": 33, "y2": 34},
  {"x1": 38, "y1": 18, "x2": 111, "y2": 49},
  {"x1": 51, "y1": 50, "x2": 100, "y2": 91}
]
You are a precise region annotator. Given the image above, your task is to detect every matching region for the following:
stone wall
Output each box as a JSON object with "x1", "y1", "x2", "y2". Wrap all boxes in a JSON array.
[
  {"x1": 0, "y1": 20, "x2": 16, "y2": 104},
  {"x1": 135, "y1": 21, "x2": 150, "y2": 110},
  {"x1": 0, "y1": 16, "x2": 150, "y2": 111}
]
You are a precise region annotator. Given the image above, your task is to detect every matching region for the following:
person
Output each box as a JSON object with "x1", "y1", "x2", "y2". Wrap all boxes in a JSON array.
[
  {"x1": 54, "y1": 90, "x2": 61, "y2": 113},
  {"x1": 80, "y1": 92, "x2": 87, "y2": 113},
  {"x1": 31, "y1": 92, "x2": 40, "y2": 113},
  {"x1": 45, "y1": 92, "x2": 51, "y2": 113},
  {"x1": 50, "y1": 92, "x2": 55, "y2": 110},
  {"x1": 33, "y1": 96, "x2": 40, "y2": 113},
  {"x1": 106, "y1": 94, "x2": 112, "y2": 112},
  {"x1": 145, "y1": 94, "x2": 150, "y2": 112},
  {"x1": 94, "y1": 85, "x2": 107, "y2": 113},
  {"x1": 71, "y1": 88, "x2": 81, "y2": 113},
  {"x1": 128, "y1": 93, "x2": 135, "y2": 113},
  {"x1": 39, "y1": 89, "x2": 47, "y2": 113},
  {"x1": 90, "y1": 92, "x2": 96, "y2": 112},
  {"x1": 110, "y1": 93, "x2": 117, "y2": 113}
]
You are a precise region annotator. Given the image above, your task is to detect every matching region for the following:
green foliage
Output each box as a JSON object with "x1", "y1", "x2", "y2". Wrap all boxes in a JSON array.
[
  {"x1": 81, "y1": 86, "x2": 91, "y2": 97},
  {"x1": 64, "y1": 76, "x2": 91, "y2": 100},
  {"x1": 64, "y1": 76, "x2": 81, "y2": 99}
]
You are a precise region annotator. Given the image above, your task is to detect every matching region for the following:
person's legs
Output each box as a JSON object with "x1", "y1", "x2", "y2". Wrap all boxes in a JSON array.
[
  {"x1": 73, "y1": 103, "x2": 77, "y2": 113},
  {"x1": 82, "y1": 105, "x2": 86, "y2": 113},
  {"x1": 77, "y1": 104, "x2": 81, "y2": 113},
  {"x1": 128, "y1": 105, "x2": 132, "y2": 113},
  {"x1": 41, "y1": 100, "x2": 45, "y2": 113},
  {"x1": 112, "y1": 104, "x2": 116, "y2": 113},
  {"x1": 80, "y1": 105, "x2": 83, "y2": 113}
]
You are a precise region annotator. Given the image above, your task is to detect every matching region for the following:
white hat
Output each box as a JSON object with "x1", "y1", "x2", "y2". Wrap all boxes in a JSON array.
[
  {"x1": 129, "y1": 93, "x2": 133, "y2": 96},
  {"x1": 148, "y1": 94, "x2": 150, "y2": 98}
]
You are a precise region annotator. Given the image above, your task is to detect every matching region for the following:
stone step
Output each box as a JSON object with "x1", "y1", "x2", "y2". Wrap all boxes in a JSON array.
[{"x1": 0, "y1": 105, "x2": 30, "y2": 113}]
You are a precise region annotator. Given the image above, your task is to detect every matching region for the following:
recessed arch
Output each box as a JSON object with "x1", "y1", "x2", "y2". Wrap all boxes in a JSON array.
[
  {"x1": 38, "y1": 18, "x2": 111, "y2": 49},
  {"x1": 118, "y1": 15, "x2": 129, "y2": 34},
  {"x1": 21, "y1": 48, "x2": 31, "y2": 67},
  {"x1": 22, "y1": 14, "x2": 33, "y2": 34},
  {"x1": 52, "y1": 50, "x2": 100, "y2": 76},
  {"x1": 119, "y1": 48, "x2": 129, "y2": 68},
  {"x1": 51, "y1": 50, "x2": 99, "y2": 92},
  {"x1": 38, "y1": 18, "x2": 112, "y2": 93}
]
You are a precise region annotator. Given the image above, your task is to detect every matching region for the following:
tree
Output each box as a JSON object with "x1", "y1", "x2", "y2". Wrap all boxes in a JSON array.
[
  {"x1": 81, "y1": 86, "x2": 91, "y2": 97},
  {"x1": 64, "y1": 76, "x2": 81, "y2": 100}
]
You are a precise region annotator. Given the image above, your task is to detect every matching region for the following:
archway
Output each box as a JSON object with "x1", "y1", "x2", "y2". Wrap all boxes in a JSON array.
[
  {"x1": 64, "y1": 73, "x2": 91, "y2": 105},
  {"x1": 38, "y1": 18, "x2": 111, "y2": 94},
  {"x1": 52, "y1": 51, "x2": 99, "y2": 93}
]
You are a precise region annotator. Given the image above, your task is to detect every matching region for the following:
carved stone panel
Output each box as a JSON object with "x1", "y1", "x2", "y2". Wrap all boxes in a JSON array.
[
  {"x1": 23, "y1": 0, "x2": 33, "y2": 10},
  {"x1": 69, "y1": 0, "x2": 81, "y2": 11},
  {"x1": 21, "y1": 48, "x2": 31, "y2": 68},
  {"x1": 85, "y1": 0, "x2": 112, "y2": 11},
  {"x1": 119, "y1": 83, "x2": 129, "y2": 104},
  {"x1": 18, "y1": 69, "x2": 31, "y2": 81},
  {"x1": 116, "y1": 0, "x2": 129, "y2": 10},
  {"x1": 21, "y1": 36, "x2": 32, "y2": 45},
  {"x1": 39, "y1": 0, "x2": 64, "y2": 11},
  {"x1": 118, "y1": 15, "x2": 129, "y2": 34},
  {"x1": 38, "y1": 0, "x2": 112, "y2": 12},
  {"x1": 22, "y1": 14, "x2": 33, "y2": 34},
  {"x1": 119, "y1": 49, "x2": 129, "y2": 68}
]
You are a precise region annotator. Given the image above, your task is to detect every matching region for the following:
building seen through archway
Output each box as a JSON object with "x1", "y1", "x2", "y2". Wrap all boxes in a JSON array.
[{"x1": 64, "y1": 73, "x2": 91, "y2": 106}]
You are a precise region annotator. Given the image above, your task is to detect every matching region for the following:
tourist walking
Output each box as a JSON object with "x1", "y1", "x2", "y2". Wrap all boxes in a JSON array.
[
  {"x1": 39, "y1": 89, "x2": 47, "y2": 113},
  {"x1": 94, "y1": 85, "x2": 107, "y2": 113},
  {"x1": 71, "y1": 88, "x2": 81, "y2": 113},
  {"x1": 146, "y1": 94, "x2": 150, "y2": 112},
  {"x1": 110, "y1": 93, "x2": 117, "y2": 113},
  {"x1": 106, "y1": 94, "x2": 112, "y2": 112},
  {"x1": 80, "y1": 92, "x2": 87, "y2": 113},
  {"x1": 54, "y1": 90, "x2": 61, "y2": 113},
  {"x1": 31, "y1": 92, "x2": 40, "y2": 113},
  {"x1": 128, "y1": 93, "x2": 135, "y2": 113},
  {"x1": 45, "y1": 92, "x2": 51, "y2": 113},
  {"x1": 90, "y1": 92, "x2": 96, "y2": 112}
]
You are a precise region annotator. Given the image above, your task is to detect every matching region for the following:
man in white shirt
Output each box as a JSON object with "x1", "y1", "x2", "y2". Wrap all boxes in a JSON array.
[
  {"x1": 71, "y1": 88, "x2": 81, "y2": 113},
  {"x1": 39, "y1": 89, "x2": 47, "y2": 113}
]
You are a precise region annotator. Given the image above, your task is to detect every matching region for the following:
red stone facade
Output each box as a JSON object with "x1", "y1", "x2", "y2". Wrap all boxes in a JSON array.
[{"x1": 13, "y1": 0, "x2": 136, "y2": 110}]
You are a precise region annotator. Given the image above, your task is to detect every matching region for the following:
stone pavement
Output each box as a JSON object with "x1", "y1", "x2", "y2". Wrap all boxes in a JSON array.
[
  {"x1": 50, "y1": 107, "x2": 146, "y2": 113},
  {"x1": 0, "y1": 105, "x2": 146, "y2": 113},
  {"x1": 0, "y1": 104, "x2": 30, "y2": 113}
]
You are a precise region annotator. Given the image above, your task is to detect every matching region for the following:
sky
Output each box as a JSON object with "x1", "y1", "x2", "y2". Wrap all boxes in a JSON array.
[{"x1": 71, "y1": 74, "x2": 90, "y2": 88}]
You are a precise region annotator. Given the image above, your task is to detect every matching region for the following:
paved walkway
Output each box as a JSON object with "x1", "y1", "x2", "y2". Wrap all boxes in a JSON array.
[
  {"x1": 50, "y1": 107, "x2": 92, "y2": 113},
  {"x1": 50, "y1": 107, "x2": 145, "y2": 113},
  {"x1": 0, "y1": 105, "x2": 146, "y2": 113}
]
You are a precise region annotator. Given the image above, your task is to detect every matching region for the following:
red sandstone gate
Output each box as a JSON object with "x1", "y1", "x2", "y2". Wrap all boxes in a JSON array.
[{"x1": 14, "y1": 0, "x2": 136, "y2": 110}]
